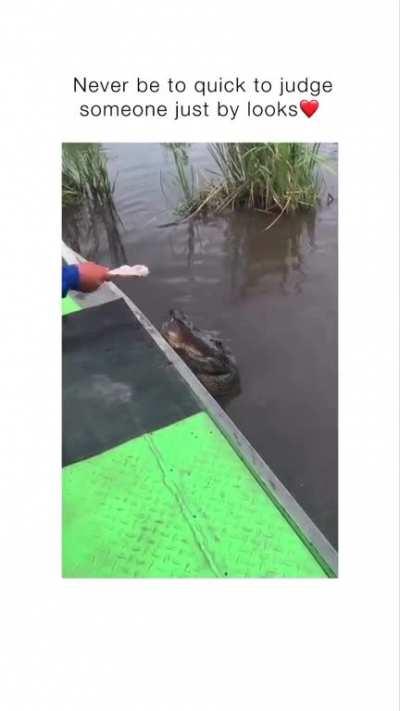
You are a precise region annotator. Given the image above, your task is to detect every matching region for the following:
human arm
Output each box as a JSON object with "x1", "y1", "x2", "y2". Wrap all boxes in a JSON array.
[{"x1": 62, "y1": 262, "x2": 111, "y2": 297}]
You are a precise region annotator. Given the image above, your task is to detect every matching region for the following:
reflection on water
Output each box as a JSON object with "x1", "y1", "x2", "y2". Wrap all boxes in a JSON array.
[
  {"x1": 62, "y1": 143, "x2": 338, "y2": 548},
  {"x1": 221, "y1": 210, "x2": 318, "y2": 301},
  {"x1": 62, "y1": 198, "x2": 127, "y2": 268}
]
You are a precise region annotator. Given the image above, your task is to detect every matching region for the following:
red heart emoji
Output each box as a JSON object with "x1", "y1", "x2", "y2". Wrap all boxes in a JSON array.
[{"x1": 300, "y1": 99, "x2": 319, "y2": 118}]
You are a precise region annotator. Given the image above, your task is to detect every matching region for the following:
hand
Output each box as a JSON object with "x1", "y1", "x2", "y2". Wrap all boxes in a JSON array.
[{"x1": 78, "y1": 262, "x2": 110, "y2": 292}]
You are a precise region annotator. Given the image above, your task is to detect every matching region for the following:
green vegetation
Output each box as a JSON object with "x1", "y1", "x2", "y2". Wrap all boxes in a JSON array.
[
  {"x1": 162, "y1": 143, "x2": 202, "y2": 215},
  {"x1": 169, "y1": 142, "x2": 326, "y2": 226},
  {"x1": 62, "y1": 143, "x2": 115, "y2": 207}
]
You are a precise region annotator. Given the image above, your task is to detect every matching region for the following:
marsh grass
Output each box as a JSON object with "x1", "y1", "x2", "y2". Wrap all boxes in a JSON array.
[
  {"x1": 162, "y1": 143, "x2": 207, "y2": 216},
  {"x1": 62, "y1": 143, "x2": 126, "y2": 265},
  {"x1": 168, "y1": 142, "x2": 328, "y2": 226},
  {"x1": 62, "y1": 143, "x2": 115, "y2": 207}
]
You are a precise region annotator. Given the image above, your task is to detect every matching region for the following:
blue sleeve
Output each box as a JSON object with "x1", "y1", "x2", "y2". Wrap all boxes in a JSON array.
[{"x1": 62, "y1": 265, "x2": 80, "y2": 297}]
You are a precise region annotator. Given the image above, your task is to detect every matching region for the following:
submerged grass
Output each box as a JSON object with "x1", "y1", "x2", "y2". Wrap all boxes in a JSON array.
[
  {"x1": 169, "y1": 142, "x2": 327, "y2": 225},
  {"x1": 62, "y1": 143, "x2": 115, "y2": 208}
]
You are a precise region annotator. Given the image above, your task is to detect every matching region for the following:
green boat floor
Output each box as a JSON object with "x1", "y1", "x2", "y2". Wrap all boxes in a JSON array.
[
  {"x1": 62, "y1": 295, "x2": 80, "y2": 315},
  {"x1": 63, "y1": 411, "x2": 327, "y2": 578}
]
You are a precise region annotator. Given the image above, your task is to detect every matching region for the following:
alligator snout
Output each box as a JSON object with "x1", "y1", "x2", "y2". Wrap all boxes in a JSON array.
[{"x1": 161, "y1": 310, "x2": 240, "y2": 397}]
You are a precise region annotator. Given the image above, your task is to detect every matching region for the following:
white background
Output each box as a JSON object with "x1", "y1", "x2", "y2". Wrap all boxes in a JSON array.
[{"x1": 0, "y1": 1, "x2": 398, "y2": 709}]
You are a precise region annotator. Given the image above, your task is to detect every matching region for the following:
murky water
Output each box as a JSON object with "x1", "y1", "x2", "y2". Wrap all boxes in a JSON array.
[{"x1": 63, "y1": 143, "x2": 338, "y2": 548}]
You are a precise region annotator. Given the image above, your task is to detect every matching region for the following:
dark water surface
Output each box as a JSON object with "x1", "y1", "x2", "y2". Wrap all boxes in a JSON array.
[{"x1": 63, "y1": 143, "x2": 338, "y2": 548}]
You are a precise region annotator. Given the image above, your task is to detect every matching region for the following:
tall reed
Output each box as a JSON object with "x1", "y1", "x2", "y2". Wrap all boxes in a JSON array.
[
  {"x1": 163, "y1": 143, "x2": 202, "y2": 215},
  {"x1": 62, "y1": 143, "x2": 115, "y2": 207}
]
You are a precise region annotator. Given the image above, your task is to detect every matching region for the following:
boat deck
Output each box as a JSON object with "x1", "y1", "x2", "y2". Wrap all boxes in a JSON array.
[{"x1": 62, "y1": 281, "x2": 337, "y2": 578}]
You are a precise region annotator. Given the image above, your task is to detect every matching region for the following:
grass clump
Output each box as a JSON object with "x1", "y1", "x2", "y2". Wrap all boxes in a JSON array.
[
  {"x1": 62, "y1": 143, "x2": 115, "y2": 207},
  {"x1": 169, "y1": 142, "x2": 327, "y2": 225}
]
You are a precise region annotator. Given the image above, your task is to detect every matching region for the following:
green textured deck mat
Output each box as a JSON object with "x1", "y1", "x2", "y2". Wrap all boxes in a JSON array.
[
  {"x1": 63, "y1": 411, "x2": 326, "y2": 578},
  {"x1": 62, "y1": 295, "x2": 80, "y2": 315}
]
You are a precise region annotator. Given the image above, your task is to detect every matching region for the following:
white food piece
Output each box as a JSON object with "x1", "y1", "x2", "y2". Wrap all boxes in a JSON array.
[{"x1": 109, "y1": 264, "x2": 150, "y2": 277}]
